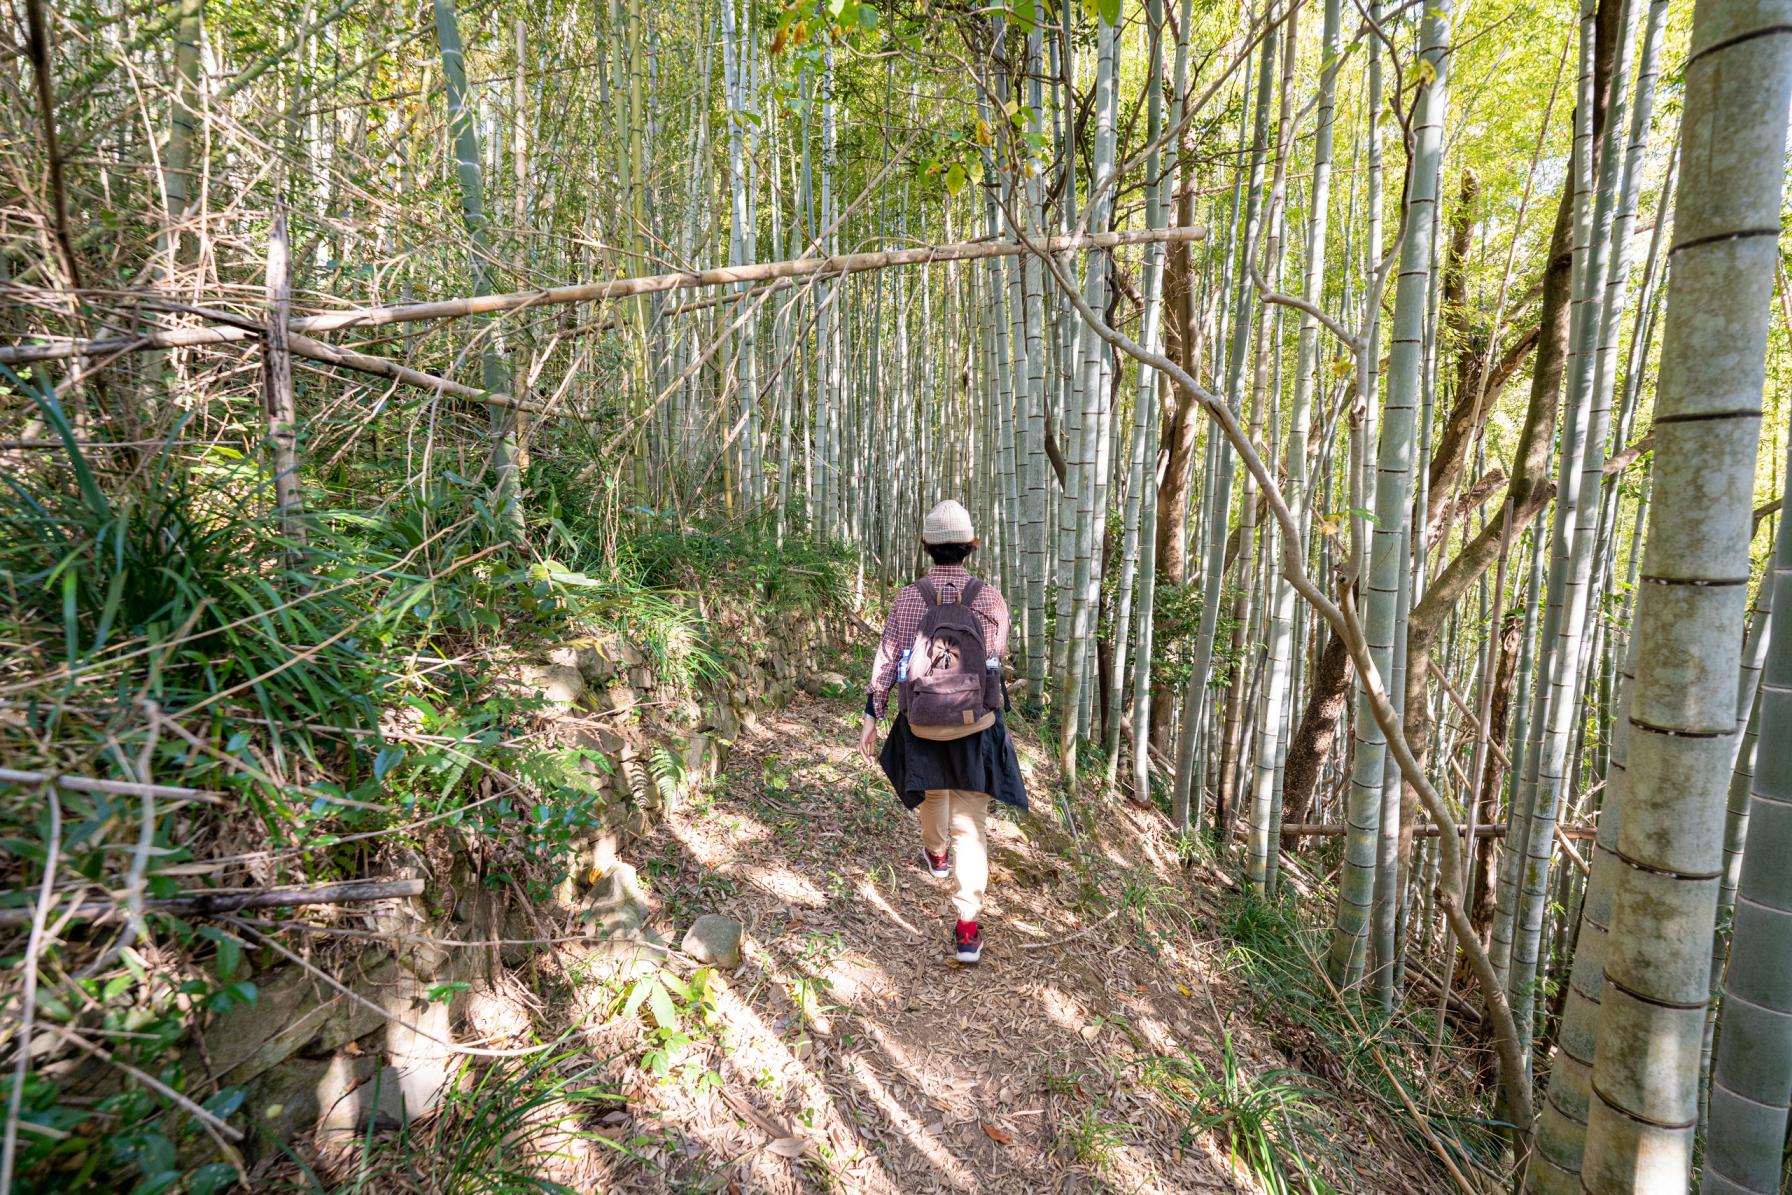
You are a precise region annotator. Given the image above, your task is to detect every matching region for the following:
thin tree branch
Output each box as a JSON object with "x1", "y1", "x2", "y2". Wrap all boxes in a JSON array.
[
  {"x1": 22, "y1": 0, "x2": 82, "y2": 293},
  {"x1": 0, "y1": 789, "x2": 60, "y2": 1195}
]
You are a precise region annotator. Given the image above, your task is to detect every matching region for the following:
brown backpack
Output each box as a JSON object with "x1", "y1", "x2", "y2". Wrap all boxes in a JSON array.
[{"x1": 899, "y1": 577, "x2": 1002, "y2": 740}]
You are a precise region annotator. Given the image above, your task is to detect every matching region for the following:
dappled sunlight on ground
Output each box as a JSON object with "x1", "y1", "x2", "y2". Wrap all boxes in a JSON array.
[{"x1": 507, "y1": 696, "x2": 1462, "y2": 1193}]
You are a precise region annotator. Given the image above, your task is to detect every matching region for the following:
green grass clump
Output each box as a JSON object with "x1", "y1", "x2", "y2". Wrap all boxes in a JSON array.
[{"x1": 1142, "y1": 1032, "x2": 1342, "y2": 1195}]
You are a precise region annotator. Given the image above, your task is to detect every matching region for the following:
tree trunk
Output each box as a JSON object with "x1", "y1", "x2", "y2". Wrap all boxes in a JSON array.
[
  {"x1": 1281, "y1": 623, "x2": 1354, "y2": 842},
  {"x1": 1470, "y1": 607, "x2": 1522, "y2": 943}
]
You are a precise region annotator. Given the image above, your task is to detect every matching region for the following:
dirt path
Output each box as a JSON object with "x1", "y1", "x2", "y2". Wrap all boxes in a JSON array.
[{"x1": 563, "y1": 697, "x2": 1456, "y2": 1194}]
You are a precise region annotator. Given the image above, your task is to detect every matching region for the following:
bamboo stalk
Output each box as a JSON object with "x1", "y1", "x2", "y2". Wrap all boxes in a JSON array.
[
  {"x1": 287, "y1": 331, "x2": 549, "y2": 413},
  {"x1": 262, "y1": 209, "x2": 306, "y2": 546},
  {"x1": 1553, "y1": 824, "x2": 1591, "y2": 876}
]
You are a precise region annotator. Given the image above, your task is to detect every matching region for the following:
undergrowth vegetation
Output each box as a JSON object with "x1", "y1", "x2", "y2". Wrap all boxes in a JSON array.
[
  {"x1": 1216, "y1": 891, "x2": 1508, "y2": 1182},
  {"x1": 1141, "y1": 1031, "x2": 1341, "y2": 1195},
  {"x1": 287, "y1": 1045, "x2": 626, "y2": 1195},
  {"x1": 0, "y1": 373, "x2": 851, "y2": 1193}
]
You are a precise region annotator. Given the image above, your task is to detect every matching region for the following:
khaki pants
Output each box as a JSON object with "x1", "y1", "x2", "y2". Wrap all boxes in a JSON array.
[{"x1": 919, "y1": 789, "x2": 991, "y2": 923}]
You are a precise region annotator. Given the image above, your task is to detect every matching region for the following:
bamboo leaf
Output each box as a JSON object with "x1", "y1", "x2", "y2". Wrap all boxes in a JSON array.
[
  {"x1": 197, "y1": 926, "x2": 241, "y2": 980},
  {"x1": 373, "y1": 745, "x2": 407, "y2": 781},
  {"x1": 647, "y1": 979, "x2": 679, "y2": 1029},
  {"x1": 619, "y1": 976, "x2": 653, "y2": 1021}
]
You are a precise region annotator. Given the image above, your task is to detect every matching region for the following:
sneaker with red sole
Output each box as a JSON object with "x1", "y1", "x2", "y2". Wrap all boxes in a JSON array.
[
  {"x1": 921, "y1": 849, "x2": 950, "y2": 880},
  {"x1": 954, "y1": 920, "x2": 983, "y2": 964}
]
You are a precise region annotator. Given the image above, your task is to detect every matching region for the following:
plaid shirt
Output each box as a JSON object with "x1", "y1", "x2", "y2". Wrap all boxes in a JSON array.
[{"x1": 867, "y1": 565, "x2": 1009, "y2": 720}]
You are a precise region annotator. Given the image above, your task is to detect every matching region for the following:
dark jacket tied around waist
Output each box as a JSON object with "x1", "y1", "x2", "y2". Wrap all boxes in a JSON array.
[{"x1": 878, "y1": 712, "x2": 1028, "y2": 813}]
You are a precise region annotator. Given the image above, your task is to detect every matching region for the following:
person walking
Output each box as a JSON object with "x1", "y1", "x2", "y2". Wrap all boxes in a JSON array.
[{"x1": 858, "y1": 499, "x2": 1028, "y2": 964}]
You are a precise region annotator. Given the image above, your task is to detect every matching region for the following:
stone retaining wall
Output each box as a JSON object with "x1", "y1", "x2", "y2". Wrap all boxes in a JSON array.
[{"x1": 200, "y1": 602, "x2": 850, "y2": 1157}]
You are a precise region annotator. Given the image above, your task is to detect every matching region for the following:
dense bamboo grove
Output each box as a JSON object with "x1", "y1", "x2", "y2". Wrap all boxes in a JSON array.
[{"x1": 3, "y1": 0, "x2": 1791, "y2": 1189}]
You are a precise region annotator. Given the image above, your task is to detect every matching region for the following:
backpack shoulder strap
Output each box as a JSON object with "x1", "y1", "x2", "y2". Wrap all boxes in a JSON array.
[
  {"x1": 914, "y1": 577, "x2": 939, "y2": 609},
  {"x1": 960, "y1": 578, "x2": 985, "y2": 607}
]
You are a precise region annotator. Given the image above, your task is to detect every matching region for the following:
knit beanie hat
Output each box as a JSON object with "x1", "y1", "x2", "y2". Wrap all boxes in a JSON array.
[{"x1": 921, "y1": 499, "x2": 976, "y2": 545}]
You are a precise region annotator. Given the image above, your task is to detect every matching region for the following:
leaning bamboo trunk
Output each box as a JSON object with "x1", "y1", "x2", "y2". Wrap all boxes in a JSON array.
[
  {"x1": 1250, "y1": 0, "x2": 1330, "y2": 894},
  {"x1": 1492, "y1": 517, "x2": 1548, "y2": 985},
  {"x1": 1057, "y1": 15, "x2": 1118, "y2": 781},
  {"x1": 157, "y1": 0, "x2": 203, "y2": 272},
  {"x1": 1021, "y1": 26, "x2": 1051, "y2": 704},
  {"x1": 1530, "y1": 630, "x2": 1639, "y2": 1192},
  {"x1": 1694, "y1": 576, "x2": 1775, "y2": 1130},
  {"x1": 1171, "y1": 19, "x2": 1276, "y2": 833},
  {"x1": 1579, "y1": 0, "x2": 1791, "y2": 1183},
  {"x1": 1104, "y1": 2, "x2": 1166, "y2": 790},
  {"x1": 1129, "y1": 0, "x2": 1190, "y2": 798},
  {"x1": 1511, "y1": 0, "x2": 1651, "y2": 1062}
]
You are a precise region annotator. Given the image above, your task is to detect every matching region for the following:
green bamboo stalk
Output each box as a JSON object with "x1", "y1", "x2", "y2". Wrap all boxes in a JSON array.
[
  {"x1": 1509, "y1": 0, "x2": 1631, "y2": 1063},
  {"x1": 432, "y1": 0, "x2": 523, "y2": 537},
  {"x1": 1328, "y1": 0, "x2": 1452, "y2": 986},
  {"x1": 157, "y1": 0, "x2": 204, "y2": 272},
  {"x1": 1702, "y1": 483, "x2": 1792, "y2": 1195},
  {"x1": 1250, "y1": 0, "x2": 1334, "y2": 893},
  {"x1": 1057, "y1": 12, "x2": 1117, "y2": 782},
  {"x1": 1104, "y1": 1, "x2": 1167, "y2": 789},
  {"x1": 1580, "y1": 0, "x2": 1790, "y2": 1179}
]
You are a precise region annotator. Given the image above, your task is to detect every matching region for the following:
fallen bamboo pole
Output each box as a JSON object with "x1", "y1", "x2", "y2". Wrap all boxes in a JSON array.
[
  {"x1": 288, "y1": 332, "x2": 550, "y2": 413},
  {"x1": 0, "y1": 225, "x2": 1208, "y2": 363},
  {"x1": 0, "y1": 765, "x2": 223, "y2": 804},
  {"x1": 1277, "y1": 821, "x2": 1596, "y2": 840},
  {"x1": 0, "y1": 877, "x2": 425, "y2": 928},
  {"x1": 1429, "y1": 660, "x2": 1512, "y2": 768},
  {"x1": 0, "y1": 322, "x2": 550, "y2": 414}
]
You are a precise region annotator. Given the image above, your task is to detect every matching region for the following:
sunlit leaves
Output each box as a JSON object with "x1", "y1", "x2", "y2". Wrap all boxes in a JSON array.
[
  {"x1": 1081, "y1": 0, "x2": 1121, "y2": 25},
  {"x1": 770, "y1": 0, "x2": 880, "y2": 54}
]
